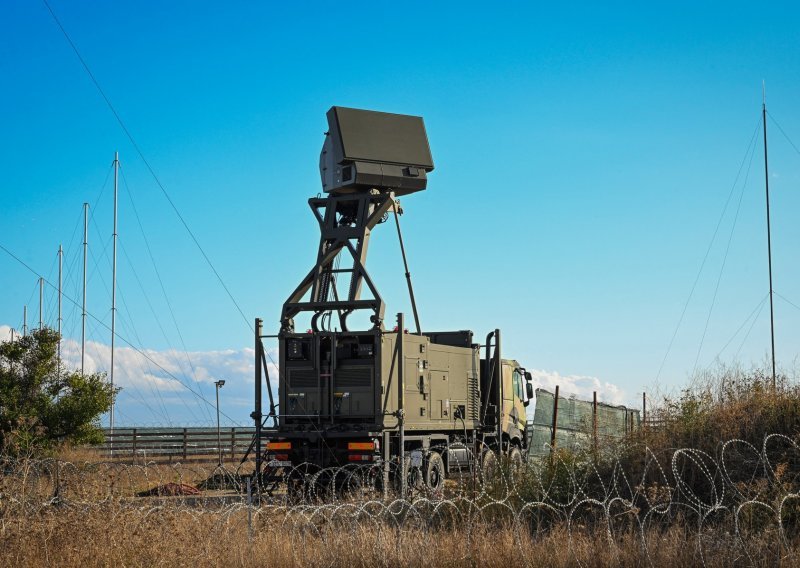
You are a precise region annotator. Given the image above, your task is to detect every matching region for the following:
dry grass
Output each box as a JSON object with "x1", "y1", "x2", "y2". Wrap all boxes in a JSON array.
[
  {"x1": 1, "y1": 502, "x2": 792, "y2": 568},
  {"x1": 4, "y1": 366, "x2": 800, "y2": 567},
  {"x1": 643, "y1": 365, "x2": 800, "y2": 447},
  {"x1": 1, "y1": 451, "x2": 797, "y2": 568}
]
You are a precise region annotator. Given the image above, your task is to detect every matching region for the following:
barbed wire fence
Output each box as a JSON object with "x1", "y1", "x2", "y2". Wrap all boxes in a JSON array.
[{"x1": 2, "y1": 432, "x2": 800, "y2": 566}]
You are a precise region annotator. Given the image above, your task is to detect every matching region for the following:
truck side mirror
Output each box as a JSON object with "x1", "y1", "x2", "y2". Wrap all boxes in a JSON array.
[
  {"x1": 525, "y1": 371, "x2": 533, "y2": 382},
  {"x1": 526, "y1": 382, "x2": 534, "y2": 400}
]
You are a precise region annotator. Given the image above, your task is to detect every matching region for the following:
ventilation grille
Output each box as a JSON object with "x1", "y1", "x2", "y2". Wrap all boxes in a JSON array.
[
  {"x1": 289, "y1": 369, "x2": 317, "y2": 388},
  {"x1": 336, "y1": 366, "x2": 372, "y2": 388},
  {"x1": 469, "y1": 372, "x2": 480, "y2": 420}
]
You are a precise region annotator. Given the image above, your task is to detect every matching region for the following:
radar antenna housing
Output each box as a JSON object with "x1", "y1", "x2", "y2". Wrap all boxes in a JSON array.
[{"x1": 280, "y1": 107, "x2": 434, "y2": 333}]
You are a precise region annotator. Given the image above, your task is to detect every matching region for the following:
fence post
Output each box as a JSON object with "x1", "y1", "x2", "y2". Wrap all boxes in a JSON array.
[
  {"x1": 231, "y1": 428, "x2": 236, "y2": 460},
  {"x1": 642, "y1": 392, "x2": 647, "y2": 431},
  {"x1": 182, "y1": 428, "x2": 188, "y2": 460},
  {"x1": 54, "y1": 460, "x2": 61, "y2": 501},
  {"x1": 247, "y1": 477, "x2": 253, "y2": 541},
  {"x1": 550, "y1": 385, "x2": 559, "y2": 457},
  {"x1": 592, "y1": 391, "x2": 597, "y2": 461},
  {"x1": 132, "y1": 428, "x2": 137, "y2": 461}
]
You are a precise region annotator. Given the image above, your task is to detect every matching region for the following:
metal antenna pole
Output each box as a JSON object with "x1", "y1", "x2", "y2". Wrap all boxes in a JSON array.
[
  {"x1": 38, "y1": 277, "x2": 43, "y2": 330},
  {"x1": 392, "y1": 203, "x2": 422, "y2": 335},
  {"x1": 58, "y1": 244, "x2": 63, "y2": 375},
  {"x1": 253, "y1": 318, "x2": 263, "y2": 482},
  {"x1": 215, "y1": 380, "x2": 225, "y2": 466},
  {"x1": 82, "y1": 202, "x2": 88, "y2": 376},
  {"x1": 397, "y1": 312, "x2": 406, "y2": 499},
  {"x1": 762, "y1": 84, "x2": 777, "y2": 389},
  {"x1": 217, "y1": 384, "x2": 221, "y2": 465},
  {"x1": 9, "y1": 328, "x2": 14, "y2": 376},
  {"x1": 23, "y1": 305, "x2": 27, "y2": 337},
  {"x1": 110, "y1": 152, "x2": 119, "y2": 433}
]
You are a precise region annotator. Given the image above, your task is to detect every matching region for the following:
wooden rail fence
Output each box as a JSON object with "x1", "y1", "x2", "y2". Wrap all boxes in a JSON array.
[{"x1": 95, "y1": 427, "x2": 257, "y2": 461}]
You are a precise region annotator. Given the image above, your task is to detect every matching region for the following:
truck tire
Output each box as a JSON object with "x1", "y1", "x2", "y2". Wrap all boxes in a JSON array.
[
  {"x1": 424, "y1": 452, "x2": 445, "y2": 491},
  {"x1": 509, "y1": 446, "x2": 523, "y2": 474},
  {"x1": 396, "y1": 455, "x2": 423, "y2": 495},
  {"x1": 481, "y1": 450, "x2": 498, "y2": 483}
]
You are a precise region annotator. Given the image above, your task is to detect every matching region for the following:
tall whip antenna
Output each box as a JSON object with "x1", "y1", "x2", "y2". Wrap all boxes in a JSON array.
[
  {"x1": 111, "y1": 152, "x2": 119, "y2": 435},
  {"x1": 762, "y1": 82, "x2": 777, "y2": 389},
  {"x1": 82, "y1": 202, "x2": 88, "y2": 376},
  {"x1": 58, "y1": 244, "x2": 63, "y2": 375}
]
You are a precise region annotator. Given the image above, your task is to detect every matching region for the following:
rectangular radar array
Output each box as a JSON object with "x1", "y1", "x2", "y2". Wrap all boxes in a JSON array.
[{"x1": 319, "y1": 106, "x2": 434, "y2": 195}]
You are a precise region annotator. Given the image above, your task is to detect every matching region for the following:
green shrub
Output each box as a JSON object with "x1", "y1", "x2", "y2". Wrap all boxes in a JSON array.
[{"x1": 0, "y1": 328, "x2": 118, "y2": 455}]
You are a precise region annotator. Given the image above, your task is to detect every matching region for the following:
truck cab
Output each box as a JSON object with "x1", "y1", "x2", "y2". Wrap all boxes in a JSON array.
[
  {"x1": 501, "y1": 359, "x2": 534, "y2": 451},
  {"x1": 479, "y1": 330, "x2": 535, "y2": 461}
]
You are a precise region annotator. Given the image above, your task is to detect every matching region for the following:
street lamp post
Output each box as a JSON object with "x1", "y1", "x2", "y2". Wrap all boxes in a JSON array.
[{"x1": 215, "y1": 380, "x2": 225, "y2": 466}]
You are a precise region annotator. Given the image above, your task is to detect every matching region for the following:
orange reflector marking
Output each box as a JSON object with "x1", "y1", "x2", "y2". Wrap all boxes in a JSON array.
[
  {"x1": 348, "y1": 442, "x2": 375, "y2": 451},
  {"x1": 267, "y1": 442, "x2": 291, "y2": 450}
]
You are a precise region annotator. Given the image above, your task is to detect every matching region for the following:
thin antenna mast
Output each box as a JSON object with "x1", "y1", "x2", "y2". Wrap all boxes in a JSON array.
[
  {"x1": 82, "y1": 202, "x2": 88, "y2": 376},
  {"x1": 23, "y1": 305, "x2": 27, "y2": 337},
  {"x1": 38, "y1": 277, "x2": 43, "y2": 330},
  {"x1": 762, "y1": 82, "x2": 777, "y2": 389},
  {"x1": 110, "y1": 152, "x2": 119, "y2": 433},
  {"x1": 58, "y1": 244, "x2": 63, "y2": 375}
]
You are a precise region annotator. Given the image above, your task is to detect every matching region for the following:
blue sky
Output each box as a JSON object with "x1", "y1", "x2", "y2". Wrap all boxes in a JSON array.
[{"x1": 2, "y1": 1, "x2": 800, "y2": 425}]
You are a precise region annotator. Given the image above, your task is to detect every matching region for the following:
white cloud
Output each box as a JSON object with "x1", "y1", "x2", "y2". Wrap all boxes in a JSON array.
[
  {"x1": 1, "y1": 324, "x2": 628, "y2": 427},
  {"x1": 524, "y1": 369, "x2": 628, "y2": 422},
  {"x1": 527, "y1": 368, "x2": 625, "y2": 405},
  {"x1": 0, "y1": 323, "x2": 274, "y2": 426}
]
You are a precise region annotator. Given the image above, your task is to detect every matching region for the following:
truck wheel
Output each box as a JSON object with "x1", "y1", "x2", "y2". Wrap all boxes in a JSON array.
[
  {"x1": 395, "y1": 456, "x2": 423, "y2": 495},
  {"x1": 509, "y1": 446, "x2": 524, "y2": 474},
  {"x1": 286, "y1": 471, "x2": 309, "y2": 503},
  {"x1": 481, "y1": 450, "x2": 498, "y2": 483},
  {"x1": 424, "y1": 452, "x2": 445, "y2": 491},
  {"x1": 343, "y1": 465, "x2": 382, "y2": 499}
]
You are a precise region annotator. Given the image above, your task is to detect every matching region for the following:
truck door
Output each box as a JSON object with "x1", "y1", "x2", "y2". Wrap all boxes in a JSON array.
[{"x1": 501, "y1": 361, "x2": 525, "y2": 444}]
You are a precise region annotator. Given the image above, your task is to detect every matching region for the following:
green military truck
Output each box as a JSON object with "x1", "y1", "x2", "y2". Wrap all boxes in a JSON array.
[{"x1": 250, "y1": 107, "x2": 534, "y2": 491}]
